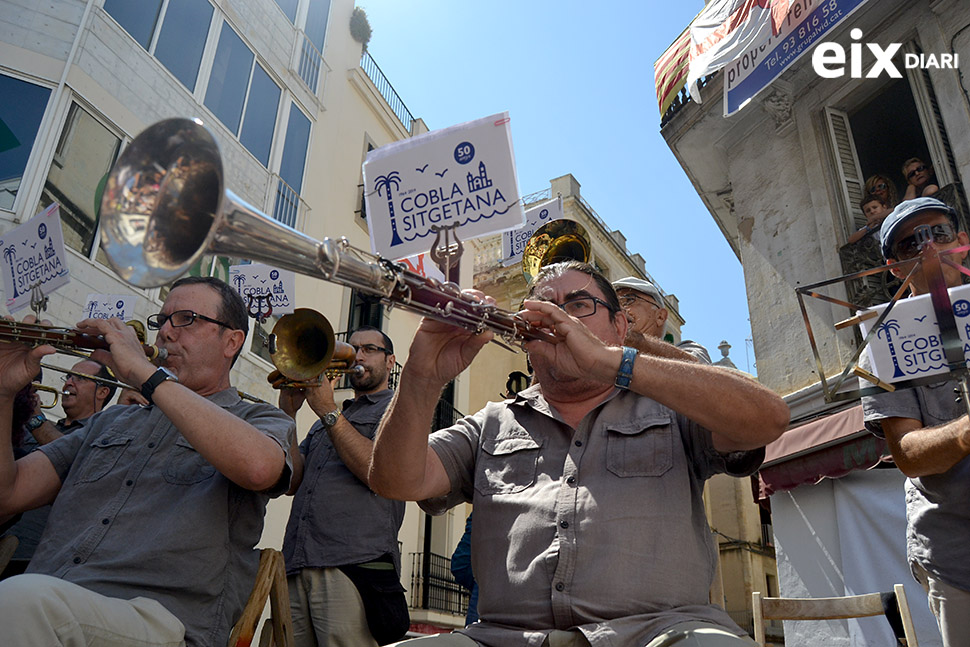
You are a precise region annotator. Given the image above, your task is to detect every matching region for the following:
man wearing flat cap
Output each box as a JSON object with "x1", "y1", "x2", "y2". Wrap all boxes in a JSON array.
[
  {"x1": 861, "y1": 197, "x2": 970, "y2": 646},
  {"x1": 612, "y1": 277, "x2": 711, "y2": 364}
]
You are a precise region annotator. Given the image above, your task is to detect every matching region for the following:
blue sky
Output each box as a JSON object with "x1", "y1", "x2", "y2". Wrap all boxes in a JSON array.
[{"x1": 357, "y1": 1, "x2": 757, "y2": 373}]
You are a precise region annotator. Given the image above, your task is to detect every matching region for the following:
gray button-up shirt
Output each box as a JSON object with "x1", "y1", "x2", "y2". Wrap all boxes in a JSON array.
[
  {"x1": 31, "y1": 389, "x2": 294, "y2": 647},
  {"x1": 863, "y1": 373, "x2": 970, "y2": 591},
  {"x1": 283, "y1": 389, "x2": 404, "y2": 574},
  {"x1": 423, "y1": 384, "x2": 763, "y2": 647}
]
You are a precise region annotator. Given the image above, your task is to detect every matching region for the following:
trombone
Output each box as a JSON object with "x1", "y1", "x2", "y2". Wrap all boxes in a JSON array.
[{"x1": 265, "y1": 309, "x2": 363, "y2": 389}]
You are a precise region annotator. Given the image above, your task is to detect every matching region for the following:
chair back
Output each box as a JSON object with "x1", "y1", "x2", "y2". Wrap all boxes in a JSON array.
[
  {"x1": 228, "y1": 548, "x2": 294, "y2": 647},
  {"x1": 752, "y1": 584, "x2": 918, "y2": 647}
]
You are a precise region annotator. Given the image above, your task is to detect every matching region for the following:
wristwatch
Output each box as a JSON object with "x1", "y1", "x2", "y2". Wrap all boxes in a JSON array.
[
  {"x1": 140, "y1": 367, "x2": 178, "y2": 405},
  {"x1": 321, "y1": 409, "x2": 341, "y2": 429},
  {"x1": 25, "y1": 413, "x2": 47, "y2": 432}
]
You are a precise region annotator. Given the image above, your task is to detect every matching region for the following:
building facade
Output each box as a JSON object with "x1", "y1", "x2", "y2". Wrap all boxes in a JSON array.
[{"x1": 660, "y1": 0, "x2": 970, "y2": 644}]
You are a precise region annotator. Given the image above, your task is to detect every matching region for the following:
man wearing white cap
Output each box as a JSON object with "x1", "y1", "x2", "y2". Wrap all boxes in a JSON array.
[
  {"x1": 612, "y1": 277, "x2": 711, "y2": 364},
  {"x1": 862, "y1": 197, "x2": 970, "y2": 646}
]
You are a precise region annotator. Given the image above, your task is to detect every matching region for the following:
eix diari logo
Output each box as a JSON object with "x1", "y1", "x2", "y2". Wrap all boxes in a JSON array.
[{"x1": 812, "y1": 28, "x2": 959, "y2": 79}]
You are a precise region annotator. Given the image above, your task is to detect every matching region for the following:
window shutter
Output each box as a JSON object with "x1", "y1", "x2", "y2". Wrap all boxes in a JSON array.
[
  {"x1": 904, "y1": 42, "x2": 957, "y2": 187},
  {"x1": 824, "y1": 107, "x2": 866, "y2": 232}
]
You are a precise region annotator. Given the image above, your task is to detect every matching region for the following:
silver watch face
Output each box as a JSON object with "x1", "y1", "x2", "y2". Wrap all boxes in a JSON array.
[{"x1": 323, "y1": 410, "x2": 339, "y2": 427}]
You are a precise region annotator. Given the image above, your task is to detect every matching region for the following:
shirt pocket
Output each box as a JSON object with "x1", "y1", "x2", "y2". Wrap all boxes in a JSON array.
[
  {"x1": 75, "y1": 432, "x2": 133, "y2": 483},
  {"x1": 164, "y1": 436, "x2": 217, "y2": 485},
  {"x1": 606, "y1": 415, "x2": 674, "y2": 477},
  {"x1": 474, "y1": 433, "x2": 542, "y2": 496}
]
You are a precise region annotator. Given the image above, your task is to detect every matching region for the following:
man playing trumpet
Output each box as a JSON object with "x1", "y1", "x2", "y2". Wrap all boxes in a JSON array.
[
  {"x1": 2, "y1": 358, "x2": 116, "y2": 577},
  {"x1": 0, "y1": 276, "x2": 294, "y2": 647},
  {"x1": 280, "y1": 325, "x2": 408, "y2": 647}
]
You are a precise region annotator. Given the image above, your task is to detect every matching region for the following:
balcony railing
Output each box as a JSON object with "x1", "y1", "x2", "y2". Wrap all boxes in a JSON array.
[
  {"x1": 270, "y1": 174, "x2": 308, "y2": 229},
  {"x1": 297, "y1": 31, "x2": 323, "y2": 93},
  {"x1": 360, "y1": 51, "x2": 415, "y2": 133},
  {"x1": 410, "y1": 550, "x2": 469, "y2": 616},
  {"x1": 660, "y1": 72, "x2": 716, "y2": 128},
  {"x1": 761, "y1": 523, "x2": 774, "y2": 548}
]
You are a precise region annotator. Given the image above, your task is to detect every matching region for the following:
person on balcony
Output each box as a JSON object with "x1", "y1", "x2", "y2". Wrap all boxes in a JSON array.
[
  {"x1": 371, "y1": 261, "x2": 789, "y2": 647},
  {"x1": 902, "y1": 157, "x2": 940, "y2": 201},
  {"x1": 280, "y1": 326, "x2": 408, "y2": 647}
]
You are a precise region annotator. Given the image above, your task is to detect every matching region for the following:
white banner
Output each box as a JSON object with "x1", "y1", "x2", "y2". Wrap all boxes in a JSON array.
[
  {"x1": 501, "y1": 197, "x2": 564, "y2": 267},
  {"x1": 860, "y1": 283, "x2": 970, "y2": 383},
  {"x1": 0, "y1": 203, "x2": 71, "y2": 312},
  {"x1": 363, "y1": 112, "x2": 525, "y2": 260},
  {"x1": 687, "y1": 0, "x2": 790, "y2": 101},
  {"x1": 229, "y1": 263, "x2": 296, "y2": 318},
  {"x1": 83, "y1": 294, "x2": 137, "y2": 321}
]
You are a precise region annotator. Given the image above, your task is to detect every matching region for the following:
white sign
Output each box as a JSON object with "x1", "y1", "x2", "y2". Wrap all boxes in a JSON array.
[
  {"x1": 363, "y1": 112, "x2": 525, "y2": 260},
  {"x1": 501, "y1": 197, "x2": 564, "y2": 267},
  {"x1": 860, "y1": 283, "x2": 970, "y2": 383},
  {"x1": 229, "y1": 263, "x2": 296, "y2": 318},
  {"x1": 398, "y1": 252, "x2": 446, "y2": 283},
  {"x1": 0, "y1": 203, "x2": 71, "y2": 312},
  {"x1": 83, "y1": 294, "x2": 137, "y2": 321}
]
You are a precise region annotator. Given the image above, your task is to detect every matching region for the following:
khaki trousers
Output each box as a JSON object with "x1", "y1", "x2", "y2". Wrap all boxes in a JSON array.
[
  {"x1": 0, "y1": 573, "x2": 185, "y2": 647},
  {"x1": 390, "y1": 621, "x2": 755, "y2": 647},
  {"x1": 288, "y1": 567, "x2": 376, "y2": 647},
  {"x1": 915, "y1": 563, "x2": 970, "y2": 647}
]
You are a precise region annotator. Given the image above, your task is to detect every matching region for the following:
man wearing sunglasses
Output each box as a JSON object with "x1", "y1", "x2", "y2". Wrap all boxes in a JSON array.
[
  {"x1": 371, "y1": 261, "x2": 789, "y2": 647},
  {"x1": 862, "y1": 197, "x2": 970, "y2": 646},
  {"x1": 902, "y1": 157, "x2": 940, "y2": 201},
  {"x1": 0, "y1": 275, "x2": 294, "y2": 647},
  {"x1": 611, "y1": 276, "x2": 711, "y2": 364},
  {"x1": 279, "y1": 326, "x2": 407, "y2": 647}
]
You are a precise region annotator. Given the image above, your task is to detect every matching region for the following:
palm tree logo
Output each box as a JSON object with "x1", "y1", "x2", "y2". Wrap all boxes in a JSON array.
[
  {"x1": 374, "y1": 171, "x2": 404, "y2": 247},
  {"x1": 231, "y1": 272, "x2": 245, "y2": 295},
  {"x1": 876, "y1": 318, "x2": 905, "y2": 378},
  {"x1": 3, "y1": 245, "x2": 19, "y2": 299}
]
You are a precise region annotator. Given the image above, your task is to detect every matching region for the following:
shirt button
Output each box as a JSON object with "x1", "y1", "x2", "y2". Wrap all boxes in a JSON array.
[
  {"x1": 101, "y1": 518, "x2": 109, "y2": 525},
  {"x1": 566, "y1": 476, "x2": 576, "y2": 485},
  {"x1": 559, "y1": 520, "x2": 569, "y2": 529},
  {"x1": 574, "y1": 440, "x2": 583, "y2": 447},
  {"x1": 555, "y1": 582, "x2": 565, "y2": 592},
  {"x1": 148, "y1": 442, "x2": 156, "y2": 448},
  {"x1": 73, "y1": 557, "x2": 81, "y2": 564},
  {"x1": 101, "y1": 438, "x2": 109, "y2": 445},
  {"x1": 126, "y1": 480, "x2": 133, "y2": 486}
]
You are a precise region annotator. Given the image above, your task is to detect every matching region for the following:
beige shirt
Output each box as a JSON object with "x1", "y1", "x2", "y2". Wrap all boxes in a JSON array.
[{"x1": 423, "y1": 385, "x2": 763, "y2": 647}]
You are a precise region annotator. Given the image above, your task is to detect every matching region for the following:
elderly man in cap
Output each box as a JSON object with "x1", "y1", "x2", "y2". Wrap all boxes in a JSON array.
[
  {"x1": 861, "y1": 197, "x2": 970, "y2": 646},
  {"x1": 612, "y1": 277, "x2": 711, "y2": 364}
]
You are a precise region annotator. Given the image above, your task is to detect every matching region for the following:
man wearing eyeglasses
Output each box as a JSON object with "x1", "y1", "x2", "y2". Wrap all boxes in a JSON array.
[
  {"x1": 279, "y1": 326, "x2": 408, "y2": 647},
  {"x1": 2, "y1": 359, "x2": 116, "y2": 578},
  {"x1": 0, "y1": 275, "x2": 294, "y2": 647},
  {"x1": 862, "y1": 197, "x2": 970, "y2": 646},
  {"x1": 371, "y1": 261, "x2": 789, "y2": 647},
  {"x1": 611, "y1": 277, "x2": 711, "y2": 364}
]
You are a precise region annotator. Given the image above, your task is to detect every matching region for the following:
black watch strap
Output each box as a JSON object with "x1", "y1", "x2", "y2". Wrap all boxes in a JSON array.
[{"x1": 141, "y1": 368, "x2": 176, "y2": 405}]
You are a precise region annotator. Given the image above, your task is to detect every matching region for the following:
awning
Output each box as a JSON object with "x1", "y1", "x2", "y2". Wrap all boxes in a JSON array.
[{"x1": 758, "y1": 405, "x2": 891, "y2": 499}]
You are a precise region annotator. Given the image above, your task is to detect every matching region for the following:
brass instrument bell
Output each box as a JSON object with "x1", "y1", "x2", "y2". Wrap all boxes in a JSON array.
[{"x1": 521, "y1": 219, "x2": 591, "y2": 283}]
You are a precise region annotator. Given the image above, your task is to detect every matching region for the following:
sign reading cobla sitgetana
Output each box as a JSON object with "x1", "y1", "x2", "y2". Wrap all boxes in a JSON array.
[{"x1": 363, "y1": 112, "x2": 525, "y2": 261}]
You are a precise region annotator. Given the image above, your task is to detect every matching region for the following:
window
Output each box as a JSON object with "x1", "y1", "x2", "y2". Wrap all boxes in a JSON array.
[
  {"x1": 36, "y1": 104, "x2": 121, "y2": 258},
  {"x1": 273, "y1": 104, "x2": 311, "y2": 226},
  {"x1": 205, "y1": 23, "x2": 281, "y2": 166},
  {"x1": 305, "y1": 0, "x2": 331, "y2": 52},
  {"x1": 102, "y1": 0, "x2": 163, "y2": 49},
  {"x1": 154, "y1": 0, "x2": 213, "y2": 90},
  {"x1": 348, "y1": 288, "x2": 383, "y2": 330},
  {"x1": 104, "y1": 0, "x2": 212, "y2": 92},
  {"x1": 0, "y1": 75, "x2": 51, "y2": 211},
  {"x1": 273, "y1": 0, "x2": 299, "y2": 23}
]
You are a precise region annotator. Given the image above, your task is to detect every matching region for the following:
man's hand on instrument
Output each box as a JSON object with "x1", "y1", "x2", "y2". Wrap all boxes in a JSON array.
[
  {"x1": 403, "y1": 290, "x2": 494, "y2": 389},
  {"x1": 0, "y1": 315, "x2": 56, "y2": 399},
  {"x1": 305, "y1": 376, "x2": 339, "y2": 421},
  {"x1": 519, "y1": 299, "x2": 619, "y2": 384},
  {"x1": 76, "y1": 317, "x2": 155, "y2": 387}
]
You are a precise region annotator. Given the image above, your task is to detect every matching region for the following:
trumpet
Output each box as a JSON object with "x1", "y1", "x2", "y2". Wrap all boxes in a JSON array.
[
  {"x1": 99, "y1": 118, "x2": 558, "y2": 348},
  {"x1": 0, "y1": 319, "x2": 166, "y2": 363},
  {"x1": 265, "y1": 309, "x2": 364, "y2": 389},
  {"x1": 31, "y1": 383, "x2": 63, "y2": 409}
]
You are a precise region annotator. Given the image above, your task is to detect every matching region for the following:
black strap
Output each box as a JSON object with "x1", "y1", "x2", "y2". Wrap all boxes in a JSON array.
[{"x1": 880, "y1": 591, "x2": 907, "y2": 646}]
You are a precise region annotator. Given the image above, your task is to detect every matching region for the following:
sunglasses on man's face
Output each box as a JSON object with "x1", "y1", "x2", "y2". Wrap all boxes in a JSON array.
[
  {"x1": 892, "y1": 222, "x2": 958, "y2": 260},
  {"x1": 907, "y1": 165, "x2": 928, "y2": 180}
]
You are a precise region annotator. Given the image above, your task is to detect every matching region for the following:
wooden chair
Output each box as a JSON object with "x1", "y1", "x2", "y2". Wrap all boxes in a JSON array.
[
  {"x1": 0, "y1": 534, "x2": 18, "y2": 575},
  {"x1": 228, "y1": 548, "x2": 294, "y2": 647},
  {"x1": 752, "y1": 585, "x2": 918, "y2": 647}
]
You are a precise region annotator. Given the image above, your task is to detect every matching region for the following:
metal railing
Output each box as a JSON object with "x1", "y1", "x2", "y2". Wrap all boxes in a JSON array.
[
  {"x1": 297, "y1": 31, "x2": 323, "y2": 93},
  {"x1": 660, "y1": 72, "x2": 716, "y2": 128},
  {"x1": 360, "y1": 51, "x2": 415, "y2": 133},
  {"x1": 270, "y1": 174, "x2": 308, "y2": 229},
  {"x1": 410, "y1": 551, "x2": 469, "y2": 616},
  {"x1": 761, "y1": 523, "x2": 774, "y2": 547}
]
